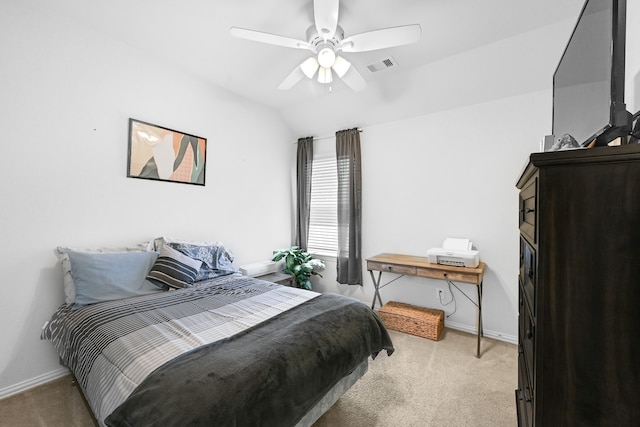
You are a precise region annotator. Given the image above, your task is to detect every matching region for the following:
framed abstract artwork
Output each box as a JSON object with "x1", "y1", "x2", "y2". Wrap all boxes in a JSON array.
[{"x1": 127, "y1": 118, "x2": 207, "y2": 186}]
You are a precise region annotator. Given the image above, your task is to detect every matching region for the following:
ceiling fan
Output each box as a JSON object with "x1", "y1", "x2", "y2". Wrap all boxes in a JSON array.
[{"x1": 229, "y1": 0, "x2": 421, "y2": 91}]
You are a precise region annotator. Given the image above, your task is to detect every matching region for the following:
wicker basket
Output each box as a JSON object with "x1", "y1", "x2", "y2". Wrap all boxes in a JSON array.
[{"x1": 378, "y1": 301, "x2": 444, "y2": 341}]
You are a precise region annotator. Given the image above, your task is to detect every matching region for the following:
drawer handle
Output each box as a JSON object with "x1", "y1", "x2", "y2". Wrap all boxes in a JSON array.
[
  {"x1": 516, "y1": 388, "x2": 531, "y2": 403},
  {"x1": 526, "y1": 328, "x2": 533, "y2": 340},
  {"x1": 525, "y1": 208, "x2": 535, "y2": 214},
  {"x1": 528, "y1": 270, "x2": 534, "y2": 280}
]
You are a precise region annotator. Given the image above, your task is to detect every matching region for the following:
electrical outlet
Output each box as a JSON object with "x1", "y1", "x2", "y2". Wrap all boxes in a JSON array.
[{"x1": 436, "y1": 288, "x2": 444, "y2": 300}]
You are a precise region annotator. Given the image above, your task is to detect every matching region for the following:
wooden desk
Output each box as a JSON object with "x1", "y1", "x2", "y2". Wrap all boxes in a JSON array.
[{"x1": 366, "y1": 253, "x2": 486, "y2": 357}]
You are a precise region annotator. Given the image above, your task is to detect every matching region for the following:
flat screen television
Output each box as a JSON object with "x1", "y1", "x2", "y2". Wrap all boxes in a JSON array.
[{"x1": 552, "y1": 0, "x2": 632, "y2": 147}]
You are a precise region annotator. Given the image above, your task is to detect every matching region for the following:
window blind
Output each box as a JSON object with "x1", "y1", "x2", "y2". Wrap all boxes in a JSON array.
[{"x1": 307, "y1": 149, "x2": 338, "y2": 256}]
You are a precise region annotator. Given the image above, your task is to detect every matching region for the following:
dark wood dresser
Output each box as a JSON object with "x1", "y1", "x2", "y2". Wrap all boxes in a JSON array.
[{"x1": 515, "y1": 144, "x2": 640, "y2": 426}]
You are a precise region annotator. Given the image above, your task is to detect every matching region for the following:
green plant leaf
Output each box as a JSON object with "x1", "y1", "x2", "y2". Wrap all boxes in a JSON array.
[{"x1": 270, "y1": 246, "x2": 325, "y2": 290}]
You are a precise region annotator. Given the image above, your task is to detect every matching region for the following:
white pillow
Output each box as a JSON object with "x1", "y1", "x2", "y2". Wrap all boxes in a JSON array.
[
  {"x1": 56, "y1": 242, "x2": 153, "y2": 304},
  {"x1": 68, "y1": 251, "x2": 161, "y2": 306}
]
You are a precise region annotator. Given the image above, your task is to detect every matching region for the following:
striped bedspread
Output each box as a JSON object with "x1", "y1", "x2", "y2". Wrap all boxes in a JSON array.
[{"x1": 41, "y1": 275, "x2": 318, "y2": 426}]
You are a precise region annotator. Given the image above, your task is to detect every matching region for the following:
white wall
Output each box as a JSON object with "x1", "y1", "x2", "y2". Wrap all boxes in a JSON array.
[
  {"x1": 0, "y1": 2, "x2": 294, "y2": 395},
  {"x1": 310, "y1": 91, "x2": 546, "y2": 344}
]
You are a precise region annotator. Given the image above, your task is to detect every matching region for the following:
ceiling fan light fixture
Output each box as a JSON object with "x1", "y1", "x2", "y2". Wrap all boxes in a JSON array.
[
  {"x1": 317, "y1": 67, "x2": 333, "y2": 84},
  {"x1": 332, "y1": 55, "x2": 351, "y2": 78},
  {"x1": 300, "y1": 57, "x2": 319, "y2": 78},
  {"x1": 317, "y1": 47, "x2": 336, "y2": 68},
  {"x1": 231, "y1": 0, "x2": 421, "y2": 92}
]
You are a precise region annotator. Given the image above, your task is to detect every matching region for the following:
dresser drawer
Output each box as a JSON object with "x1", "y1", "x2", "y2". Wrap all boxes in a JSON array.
[
  {"x1": 516, "y1": 352, "x2": 534, "y2": 427},
  {"x1": 519, "y1": 178, "x2": 537, "y2": 243},
  {"x1": 520, "y1": 237, "x2": 536, "y2": 314},
  {"x1": 367, "y1": 261, "x2": 416, "y2": 276},
  {"x1": 519, "y1": 285, "x2": 535, "y2": 389}
]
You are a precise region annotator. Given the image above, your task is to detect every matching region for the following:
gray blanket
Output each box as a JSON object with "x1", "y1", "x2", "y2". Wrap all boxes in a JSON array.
[{"x1": 105, "y1": 293, "x2": 394, "y2": 427}]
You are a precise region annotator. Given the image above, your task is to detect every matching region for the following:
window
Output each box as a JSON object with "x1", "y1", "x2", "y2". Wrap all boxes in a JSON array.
[{"x1": 307, "y1": 142, "x2": 338, "y2": 256}]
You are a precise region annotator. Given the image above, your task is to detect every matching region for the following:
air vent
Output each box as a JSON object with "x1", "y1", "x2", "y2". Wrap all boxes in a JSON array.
[{"x1": 366, "y1": 57, "x2": 397, "y2": 73}]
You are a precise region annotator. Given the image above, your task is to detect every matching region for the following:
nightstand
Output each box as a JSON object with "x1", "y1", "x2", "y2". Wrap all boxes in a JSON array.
[{"x1": 255, "y1": 271, "x2": 295, "y2": 287}]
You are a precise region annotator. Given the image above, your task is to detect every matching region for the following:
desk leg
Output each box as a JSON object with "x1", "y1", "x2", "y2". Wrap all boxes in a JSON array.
[
  {"x1": 476, "y1": 280, "x2": 483, "y2": 358},
  {"x1": 369, "y1": 270, "x2": 384, "y2": 310}
]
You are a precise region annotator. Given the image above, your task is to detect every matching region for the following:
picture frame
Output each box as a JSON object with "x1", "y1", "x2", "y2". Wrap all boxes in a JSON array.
[{"x1": 127, "y1": 118, "x2": 207, "y2": 186}]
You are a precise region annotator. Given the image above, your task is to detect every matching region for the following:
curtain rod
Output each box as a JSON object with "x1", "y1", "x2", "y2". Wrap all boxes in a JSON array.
[{"x1": 294, "y1": 128, "x2": 363, "y2": 143}]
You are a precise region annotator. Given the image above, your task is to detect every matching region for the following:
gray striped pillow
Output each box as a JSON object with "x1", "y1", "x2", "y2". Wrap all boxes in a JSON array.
[{"x1": 147, "y1": 244, "x2": 202, "y2": 289}]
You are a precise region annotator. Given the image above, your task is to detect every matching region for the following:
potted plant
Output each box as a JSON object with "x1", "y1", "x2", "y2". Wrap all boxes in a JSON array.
[{"x1": 272, "y1": 246, "x2": 325, "y2": 290}]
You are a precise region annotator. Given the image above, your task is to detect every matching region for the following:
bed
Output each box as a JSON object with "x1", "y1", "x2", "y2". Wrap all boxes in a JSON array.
[{"x1": 42, "y1": 239, "x2": 394, "y2": 427}]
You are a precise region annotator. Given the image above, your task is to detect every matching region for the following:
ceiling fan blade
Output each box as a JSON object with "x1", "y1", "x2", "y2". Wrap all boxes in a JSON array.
[
  {"x1": 339, "y1": 65, "x2": 366, "y2": 91},
  {"x1": 278, "y1": 65, "x2": 306, "y2": 90},
  {"x1": 339, "y1": 24, "x2": 421, "y2": 53},
  {"x1": 230, "y1": 27, "x2": 313, "y2": 50},
  {"x1": 314, "y1": 0, "x2": 339, "y2": 40}
]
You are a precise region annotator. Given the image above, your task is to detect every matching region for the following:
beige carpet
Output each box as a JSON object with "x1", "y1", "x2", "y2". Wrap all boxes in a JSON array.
[
  {"x1": 0, "y1": 329, "x2": 517, "y2": 427},
  {"x1": 314, "y1": 329, "x2": 517, "y2": 426},
  {"x1": 0, "y1": 377, "x2": 97, "y2": 427}
]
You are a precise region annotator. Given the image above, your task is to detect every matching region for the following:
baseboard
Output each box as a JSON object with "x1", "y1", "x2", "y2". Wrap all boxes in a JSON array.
[
  {"x1": 0, "y1": 367, "x2": 69, "y2": 401},
  {"x1": 444, "y1": 320, "x2": 518, "y2": 345}
]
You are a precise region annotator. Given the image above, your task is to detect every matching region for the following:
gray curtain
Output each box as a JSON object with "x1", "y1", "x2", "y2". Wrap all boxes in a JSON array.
[
  {"x1": 336, "y1": 128, "x2": 362, "y2": 285},
  {"x1": 294, "y1": 137, "x2": 313, "y2": 250}
]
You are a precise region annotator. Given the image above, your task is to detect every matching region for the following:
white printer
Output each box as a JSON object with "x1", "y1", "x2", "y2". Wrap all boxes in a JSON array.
[{"x1": 427, "y1": 238, "x2": 480, "y2": 268}]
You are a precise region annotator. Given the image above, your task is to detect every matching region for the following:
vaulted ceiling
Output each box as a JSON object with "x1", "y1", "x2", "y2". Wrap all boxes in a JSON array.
[{"x1": 32, "y1": 0, "x2": 585, "y2": 132}]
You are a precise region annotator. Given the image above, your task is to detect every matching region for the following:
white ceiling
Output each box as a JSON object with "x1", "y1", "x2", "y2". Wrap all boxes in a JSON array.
[{"x1": 31, "y1": 0, "x2": 585, "y2": 123}]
